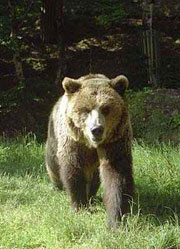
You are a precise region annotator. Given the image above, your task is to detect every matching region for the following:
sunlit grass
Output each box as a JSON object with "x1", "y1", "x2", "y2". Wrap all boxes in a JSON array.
[{"x1": 1, "y1": 135, "x2": 180, "y2": 248}]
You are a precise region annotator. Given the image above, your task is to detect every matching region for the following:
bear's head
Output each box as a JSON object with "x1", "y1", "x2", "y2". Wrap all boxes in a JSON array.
[{"x1": 62, "y1": 74, "x2": 129, "y2": 148}]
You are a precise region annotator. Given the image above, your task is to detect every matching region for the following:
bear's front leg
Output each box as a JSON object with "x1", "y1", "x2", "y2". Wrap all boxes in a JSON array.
[
  {"x1": 61, "y1": 165, "x2": 88, "y2": 211},
  {"x1": 97, "y1": 141, "x2": 134, "y2": 227}
]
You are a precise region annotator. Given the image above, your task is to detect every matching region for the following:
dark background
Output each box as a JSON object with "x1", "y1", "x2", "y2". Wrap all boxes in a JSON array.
[{"x1": 0, "y1": 0, "x2": 180, "y2": 141}]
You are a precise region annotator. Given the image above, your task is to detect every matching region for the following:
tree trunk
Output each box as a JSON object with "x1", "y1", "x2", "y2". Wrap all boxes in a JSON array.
[
  {"x1": 41, "y1": 0, "x2": 61, "y2": 44},
  {"x1": 142, "y1": 0, "x2": 160, "y2": 86},
  {"x1": 8, "y1": 0, "x2": 25, "y2": 83},
  {"x1": 55, "y1": 0, "x2": 67, "y2": 87},
  {"x1": 41, "y1": 0, "x2": 67, "y2": 87}
]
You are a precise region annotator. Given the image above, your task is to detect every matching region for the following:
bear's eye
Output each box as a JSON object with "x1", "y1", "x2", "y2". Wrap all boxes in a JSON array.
[
  {"x1": 81, "y1": 107, "x2": 90, "y2": 114},
  {"x1": 101, "y1": 106, "x2": 111, "y2": 116}
]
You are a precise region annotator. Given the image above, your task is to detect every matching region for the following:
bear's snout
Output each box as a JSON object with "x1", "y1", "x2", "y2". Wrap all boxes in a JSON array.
[{"x1": 91, "y1": 125, "x2": 104, "y2": 140}]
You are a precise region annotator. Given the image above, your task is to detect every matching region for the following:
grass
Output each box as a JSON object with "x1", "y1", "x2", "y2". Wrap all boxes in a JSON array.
[{"x1": 1, "y1": 135, "x2": 180, "y2": 249}]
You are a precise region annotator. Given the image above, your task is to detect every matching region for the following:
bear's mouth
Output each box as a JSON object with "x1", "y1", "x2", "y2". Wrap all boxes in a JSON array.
[
  {"x1": 84, "y1": 133, "x2": 104, "y2": 148},
  {"x1": 91, "y1": 136, "x2": 104, "y2": 145},
  {"x1": 92, "y1": 137, "x2": 102, "y2": 142}
]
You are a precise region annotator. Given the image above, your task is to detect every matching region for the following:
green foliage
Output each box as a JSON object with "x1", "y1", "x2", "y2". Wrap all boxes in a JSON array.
[
  {"x1": 127, "y1": 88, "x2": 180, "y2": 145},
  {"x1": 65, "y1": 0, "x2": 126, "y2": 26},
  {"x1": 171, "y1": 110, "x2": 180, "y2": 129},
  {"x1": 96, "y1": 0, "x2": 126, "y2": 26},
  {"x1": 0, "y1": 79, "x2": 34, "y2": 108},
  {"x1": 0, "y1": 1, "x2": 11, "y2": 46},
  {"x1": 0, "y1": 0, "x2": 41, "y2": 48}
]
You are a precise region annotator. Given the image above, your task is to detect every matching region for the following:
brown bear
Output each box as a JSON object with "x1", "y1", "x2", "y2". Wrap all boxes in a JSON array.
[{"x1": 45, "y1": 74, "x2": 134, "y2": 227}]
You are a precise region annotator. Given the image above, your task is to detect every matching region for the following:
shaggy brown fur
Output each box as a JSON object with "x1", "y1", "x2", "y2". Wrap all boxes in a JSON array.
[{"x1": 45, "y1": 74, "x2": 134, "y2": 227}]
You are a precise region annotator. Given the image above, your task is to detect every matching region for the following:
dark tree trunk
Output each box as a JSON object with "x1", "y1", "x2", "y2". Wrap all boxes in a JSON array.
[
  {"x1": 55, "y1": 1, "x2": 67, "y2": 87},
  {"x1": 8, "y1": 0, "x2": 25, "y2": 83},
  {"x1": 41, "y1": 0, "x2": 67, "y2": 87},
  {"x1": 41, "y1": 0, "x2": 63, "y2": 44}
]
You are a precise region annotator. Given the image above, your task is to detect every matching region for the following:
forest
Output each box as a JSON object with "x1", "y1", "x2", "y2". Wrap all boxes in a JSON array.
[
  {"x1": 1, "y1": 1, "x2": 180, "y2": 248},
  {"x1": 0, "y1": 0, "x2": 180, "y2": 141}
]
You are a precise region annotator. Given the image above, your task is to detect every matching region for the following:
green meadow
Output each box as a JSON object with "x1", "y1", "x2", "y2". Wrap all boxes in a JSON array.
[{"x1": 1, "y1": 135, "x2": 180, "y2": 249}]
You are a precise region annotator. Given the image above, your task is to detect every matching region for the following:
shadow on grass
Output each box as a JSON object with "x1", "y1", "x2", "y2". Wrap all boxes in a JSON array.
[
  {"x1": 1, "y1": 136, "x2": 180, "y2": 224},
  {"x1": 134, "y1": 183, "x2": 180, "y2": 224},
  {"x1": 1, "y1": 161, "x2": 180, "y2": 224},
  {"x1": 0, "y1": 154, "x2": 46, "y2": 177},
  {"x1": 1, "y1": 154, "x2": 180, "y2": 220},
  {"x1": 0, "y1": 135, "x2": 46, "y2": 178}
]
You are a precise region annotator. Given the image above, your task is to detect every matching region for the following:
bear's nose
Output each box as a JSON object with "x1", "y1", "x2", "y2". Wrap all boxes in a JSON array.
[{"x1": 91, "y1": 125, "x2": 104, "y2": 138}]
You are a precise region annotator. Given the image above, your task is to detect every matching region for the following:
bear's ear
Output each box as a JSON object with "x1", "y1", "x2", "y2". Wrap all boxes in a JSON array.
[
  {"x1": 110, "y1": 75, "x2": 129, "y2": 96},
  {"x1": 62, "y1": 77, "x2": 82, "y2": 94}
]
